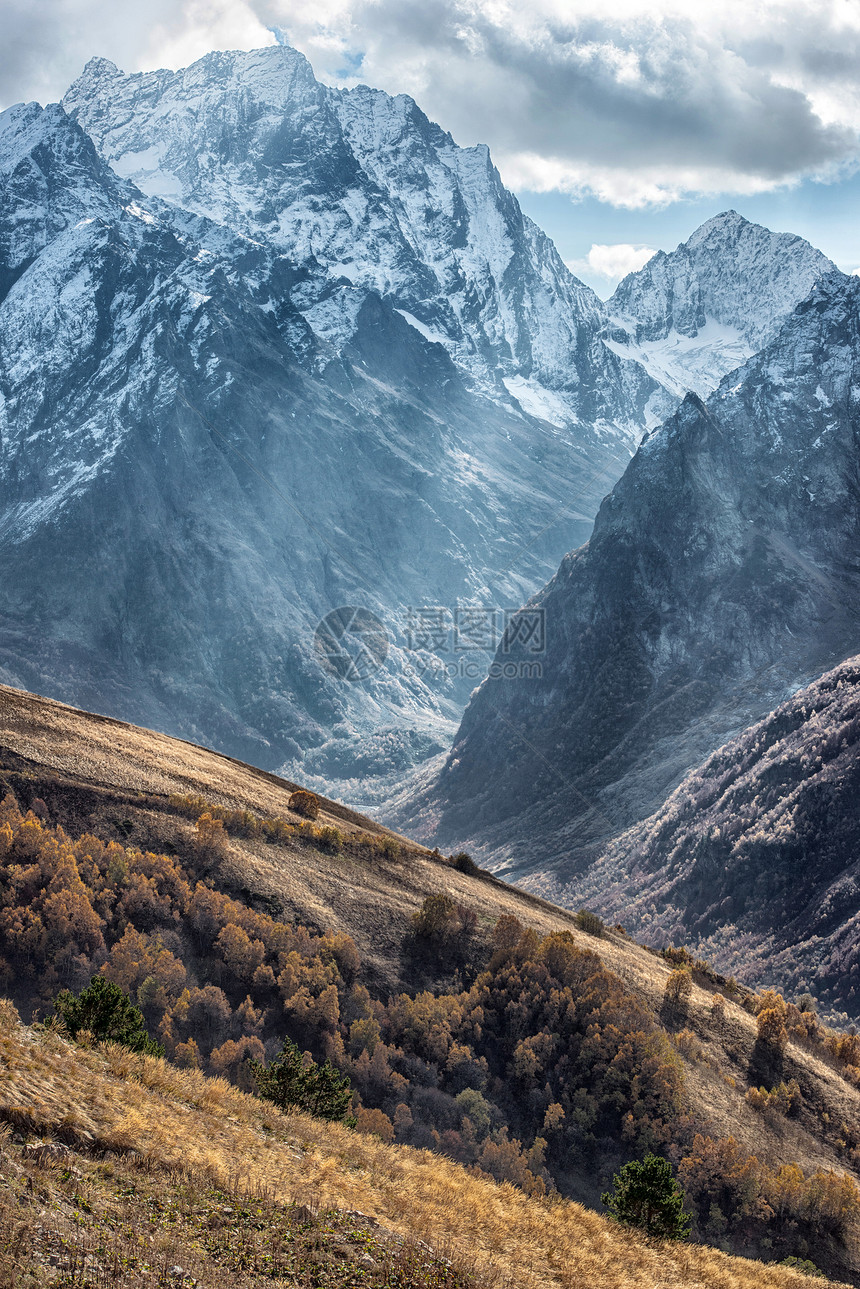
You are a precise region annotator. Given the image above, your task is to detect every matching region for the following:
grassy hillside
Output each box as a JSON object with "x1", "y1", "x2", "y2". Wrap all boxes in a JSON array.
[
  {"x1": 2, "y1": 684, "x2": 860, "y2": 1280},
  {"x1": 0, "y1": 1001, "x2": 840, "y2": 1289}
]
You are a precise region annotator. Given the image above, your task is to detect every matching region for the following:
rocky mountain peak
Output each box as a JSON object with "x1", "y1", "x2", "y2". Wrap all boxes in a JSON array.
[
  {"x1": 80, "y1": 55, "x2": 121, "y2": 78},
  {"x1": 683, "y1": 208, "x2": 748, "y2": 246},
  {"x1": 61, "y1": 44, "x2": 657, "y2": 438},
  {"x1": 612, "y1": 209, "x2": 837, "y2": 343},
  {"x1": 602, "y1": 209, "x2": 839, "y2": 402}
]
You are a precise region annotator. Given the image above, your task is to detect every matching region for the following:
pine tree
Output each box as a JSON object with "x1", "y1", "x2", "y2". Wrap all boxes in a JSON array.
[
  {"x1": 248, "y1": 1036, "x2": 355, "y2": 1125},
  {"x1": 53, "y1": 975, "x2": 163, "y2": 1056},
  {"x1": 601, "y1": 1153, "x2": 691, "y2": 1240}
]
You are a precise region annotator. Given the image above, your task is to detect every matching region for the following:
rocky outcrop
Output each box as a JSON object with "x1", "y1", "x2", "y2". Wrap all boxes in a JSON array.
[{"x1": 564, "y1": 656, "x2": 860, "y2": 1023}]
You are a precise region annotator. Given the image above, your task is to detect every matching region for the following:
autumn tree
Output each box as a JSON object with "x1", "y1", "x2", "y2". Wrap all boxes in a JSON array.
[
  {"x1": 209, "y1": 1036, "x2": 265, "y2": 1088},
  {"x1": 192, "y1": 813, "x2": 228, "y2": 864},
  {"x1": 757, "y1": 991, "x2": 789, "y2": 1053},
  {"x1": 355, "y1": 1106, "x2": 395, "y2": 1142},
  {"x1": 663, "y1": 968, "x2": 692, "y2": 1016},
  {"x1": 710, "y1": 993, "x2": 726, "y2": 1031},
  {"x1": 216, "y1": 922, "x2": 266, "y2": 981},
  {"x1": 288, "y1": 790, "x2": 319, "y2": 821},
  {"x1": 678, "y1": 1134, "x2": 762, "y2": 1228}
]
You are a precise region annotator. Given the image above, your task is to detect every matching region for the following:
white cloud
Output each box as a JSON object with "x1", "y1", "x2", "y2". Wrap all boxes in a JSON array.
[
  {"x1": 566, "y1": 244, "x2": 656, "y2": 283},
  {"x1": 0, "y1": 0, "x2": 273, "y2": 110},
  {"x1": 495, "y1": 153, "x2": 808, "y2": 209},
  {"x1": 251, "y1": 0, "x2": 860, "y2": 206},
  {"x1": 143, "y1": 0, "x2": 275, "y2": 72},
  {"x1": 3, "y1": 0, "x2": 860, "y2": 209}
]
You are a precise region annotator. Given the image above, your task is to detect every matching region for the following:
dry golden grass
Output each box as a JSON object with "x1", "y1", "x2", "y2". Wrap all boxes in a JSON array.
[
  {"x1": 0, "y1": 1002, "x2": 839, "y2": 1289},
  {"x1": 0, "y1": 683, "x2": 399, "y2": 841}
]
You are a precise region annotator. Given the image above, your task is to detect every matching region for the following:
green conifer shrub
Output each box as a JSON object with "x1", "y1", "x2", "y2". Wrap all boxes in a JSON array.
[
  {"x1": 248, "y1": 1036, "x2": 356, "y2": 1125},
  {"x1": 53, "y1": 976, "x2": 164, "y2": 1057},
  {"x1": 601, "y1": 1153, "x2": 691, "y2": 1240}
]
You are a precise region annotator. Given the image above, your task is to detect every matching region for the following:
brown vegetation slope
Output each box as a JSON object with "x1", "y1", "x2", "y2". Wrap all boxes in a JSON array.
[
  {"x1": 5, "y1": 683, "x2": 860, "y2": 1280},
  {"x1": 0, "y1": 1000, "x2": 841, "y2": 1289}
]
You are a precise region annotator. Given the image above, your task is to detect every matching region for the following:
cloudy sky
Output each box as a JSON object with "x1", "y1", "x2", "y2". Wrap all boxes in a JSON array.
[{"x1": 3, "y1": 0, "x2": 860, "y2": 294}]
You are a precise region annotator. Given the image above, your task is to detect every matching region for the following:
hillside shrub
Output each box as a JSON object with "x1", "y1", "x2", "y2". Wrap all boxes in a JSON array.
[
  {"x1": 601, "y1": 1153, "x2": 691, "y2": 1240},
  {"x1": 574, "y1": 909, "x2": 604, "y2": 937},
  {"x1": 289, "y1": 790, "x2": 320, "y2": 821},
  {"x1": 779, "y1": 1257, "x2": 826, "y2": 1279},
  {"x1": 249, "y1": 1036, "x2": 355, "y2": 1125},
  {"x1": 373, "y1": 835, "x2": 402, "y2": 860},
  {"x1": 746, "y1": 1080, "x2": 801, "y2": 1117},
  {"x1": 316, "y1": 825, "x2": 344, "y2": 854},
  {"x1": 53, "y1": 975, "x2": 163, "y2": 1056},
  {"x1": 412, "y1": 894, "x2": 476, "y2": 941},
  {"x1": 661, "y1": 946, "x2": 693, "y2": 967},
  {"x1": 451, "y1": 852, "x2": 479, "y2": 875},
  {"x1": 663, "y1": 968, "x2": 692, "y2": 1013}
]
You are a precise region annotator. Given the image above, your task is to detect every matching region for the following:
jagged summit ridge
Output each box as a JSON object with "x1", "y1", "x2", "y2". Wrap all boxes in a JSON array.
[
  {"x1": 604, "y1": 209, "x2": 839, "y2": 400},
  {"x1": 62, "y1": 45, "x2": 656, "y2": 439}
]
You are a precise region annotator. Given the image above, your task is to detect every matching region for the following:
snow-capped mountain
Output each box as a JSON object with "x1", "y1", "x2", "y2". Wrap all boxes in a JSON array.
[
  {"x1": 61, "y1": 47, "x2": 657, "y2": 442},
  {"x1": 0, "y1": 43, "x2": 851, "y2": 804},
  {"x1": 402, "y1": 269, "x2": 860, "y2": 875},
  {"x1": 0, "y1": 79, "x2": 641, "y2": 794},
  {"x1": 605, "y1": 211, "x2": 837, "y2": 400}
]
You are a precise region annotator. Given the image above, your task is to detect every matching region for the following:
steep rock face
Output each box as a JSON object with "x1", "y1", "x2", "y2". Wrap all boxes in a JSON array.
[
  {"x1": 0, "y1": 99, "x2": 627, "y2": 784},
  {"x1": 62, "y1": 47, "x2": 656, "y2": 438},
  {"x1": 407, "y1": 272, "x2": 860, "y2": 872},
  {"x1": 568, "y1": 657, "x2": 860, "y2": 1023},
  {"x1": 605, "y1": 212, "x2": 838, "y2": 400},
  {"x1": 1, "y1": 48, "x2": 849, "y2": 805},
  {"x1": 0, "y1": 45, "x2": 685, "y2": 800}
]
